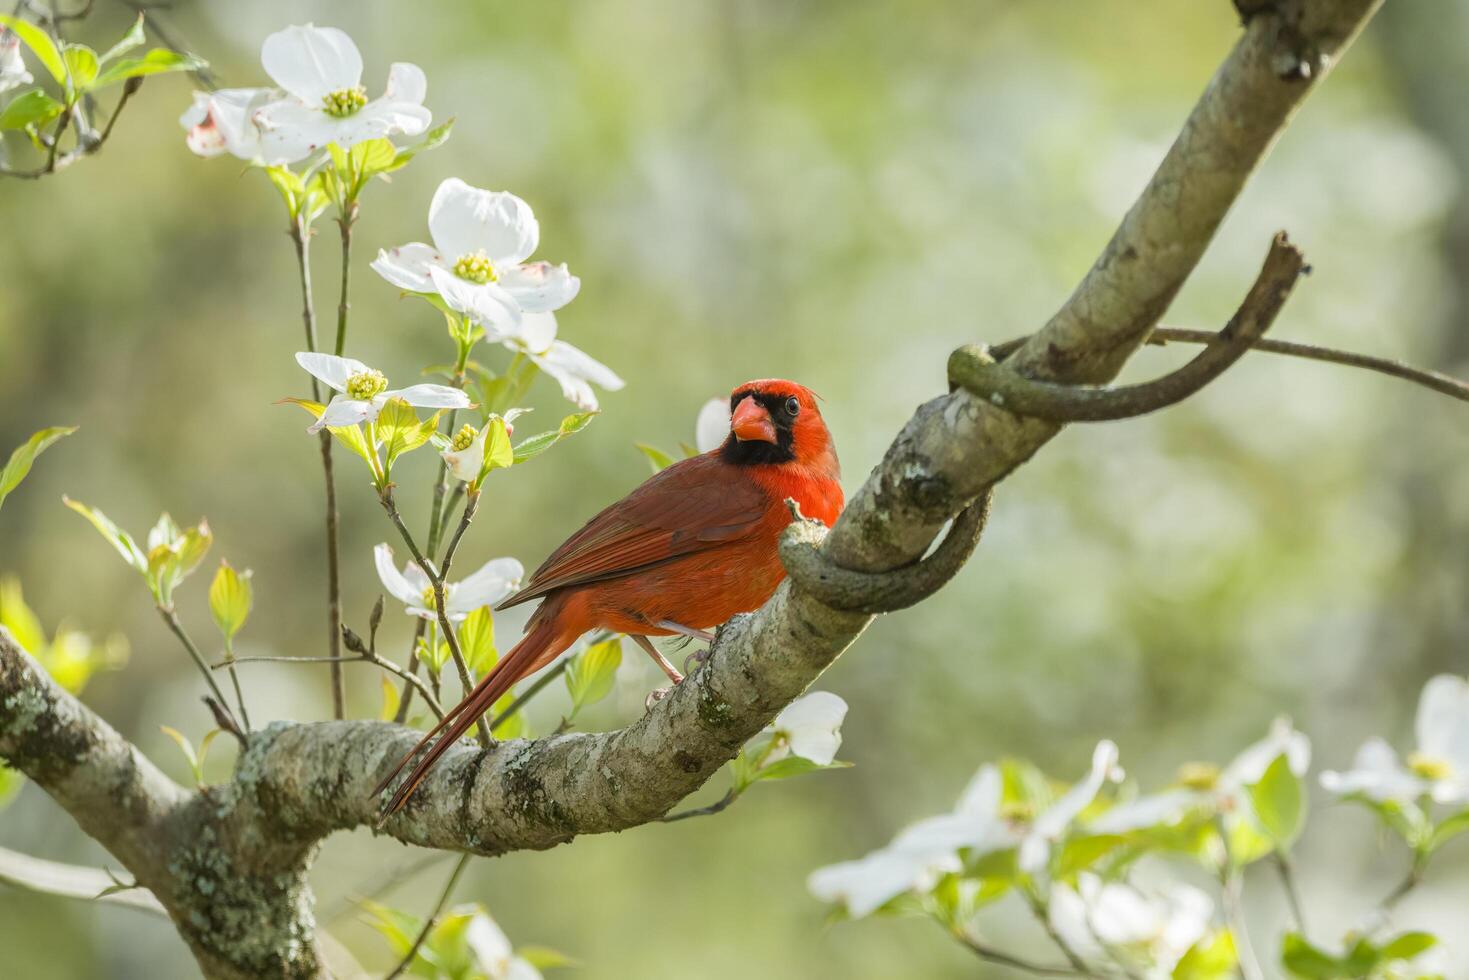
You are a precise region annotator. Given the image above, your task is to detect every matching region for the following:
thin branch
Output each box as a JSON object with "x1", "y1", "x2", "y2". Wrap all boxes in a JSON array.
[
  {"x1": 393, "y1": 618, "x2": 429, "y2": 724},
  {"x1": 158, "y1": 607, "x2": 239, "y2": 732},
  {"x1": 379, "y1": 489, "x2": 490, "y2": 746},
  {"x1": 952, "y1": 928, "x2": 1086, "y2": 978},
  {"x1": 1273, "y1": 852, "x2": 1308, "y2": 936},
  {"x1": 1149, "y1": 327, "x2": 1469, "y2": 404},
  {"x1": 658, "y1": 789, "x2": 736, "y2": 823},
  {"x1": 0, "y1": 844, "x2": 164, "y2": 916},
  {"x1": 221, "y1": 653, "x2": 444, "y2": 720},
  {"x1": 334, "y1": 203, "x2": 357, "y2": 356},
  {"x1": 1380, "y1": 848, "x2": 1429, "y2": 912},
  {"x1": 1022, "y1": 890, "x2": 1098, "y2": 978},
  {"x1": 383, "y1": 854, "x2": 472, "y2": 980},
  {"x1": 289, "y1": 217, "x2": 346, "y2": 719}
]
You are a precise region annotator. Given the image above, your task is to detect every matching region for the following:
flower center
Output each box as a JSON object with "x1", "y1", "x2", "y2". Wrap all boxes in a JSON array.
[
  {"x1": 345, "y1": 369, "x2": 388, "y2": 401},
  {"x1": 1177, "y1": 761, "x2": 1220, "y2": 791},
  {"x1": 1408, "y1": 752, "x2": 1454, "y2": 782},
  {"x1": 453, "y1": 251, "x2": 497, "y2": 284},
  {"x1": 998, "y1": 800, "x2": 1035, "y2": 826},
  {"x1": 450, "y1": 424, "x2": 479, "y2": 452},
  {"x1": 420, "y1": 586, "x2": 438, "y2": 610},
  {"x1": 322, "y1": 86, "x2": 368, "y2": 118}
]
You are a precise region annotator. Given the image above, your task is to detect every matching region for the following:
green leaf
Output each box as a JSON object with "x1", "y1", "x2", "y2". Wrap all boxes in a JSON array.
[
  {"x1": 63, "y1": 497, "x2": 148, "y2": 573},
  {"x1": 350, "y1": 137, "x2": 397, "y2": 177},
  {"x1": 1248, "y1": 754, "x2": 1306, "y2": 848},
  {"x1": 0, "y1": 15, "x2": 66, "y2": 83},
  {"x1": 0, "y1": 87, "x2": 64, "y2": 131},
  {"x1": 565, "y1": 637, "x2": 622, "y2": 715},
  {"x1": 62, "y1": 43, "x2": 98, "y2": 91},
  {"x1": 387, "y1": 117, "x2": 454, "y2": 171},
  {"x1": 478, "y1": 356, "x2": 539, "y2": 418},
  {"x1": 1223, "y1": 813, "x2": 1275, "y2": 868},
  {"x1": 279, "y1": 398, "x2": 379, "y2": 471},
  {"x1": 1056, "y1": 834, "x2": 1126, "y2": 878},
  {"x1": 480, "y1": 415, "x2": 514, "y2": 473},
  {"x1": 518, "y1": 945, "x2": 577, "y2": 970},
  {"x1": 92, "y1": 48, "x2": 206, "y2": 89},
  {"x1": 378, "y1": 675, "x2": 400, "y2": 722},
  {"x1": 748, "y1": 755, "x2": 852, "y2": 784},
  {"x1": 0, "y1": 425, "x2": 75, "y2": 512},
  {"x1": 377, "y1": 398, "x2": 442, "y2": 468},
  {"x1": 1429, "y1": 809, "x2": 1469, "y2": 853},
  {"x1": 0, "y1": 576, "x2": 46, "y2": 654},
  {"x1": 635, "y1": 443, "x2": 677, "y2": 473},
  {"x1": 513, "y1": 412, "x2": 597, "y2": 464},
  {"x1": 418, "y1": 636, "x2": 451, "y2": 676},
  {"x1": 1174, "y1": 930, "x2": 1237, "y2": 980},
  {"x1": 1379, "y1": 932, "x2": 1437, "y2": 963},
  {"x1": 0, "y1": 764, "x2": 23, "y2": 811},
  {"x1": 100, "y1": 15, "x2": 146, "y2": 64},
  {"x1": 458, "y1": 607, "x2": 498, "y2": 676},
  {"x1": 159, "y1": 725, "x2": 204, "y2": 785},
  {"x1": 208, "y1": 561, "x2": 252, "y2": 641},
  {"x1": 359, "y1": 899, "x2": 420, "y2": 957}
]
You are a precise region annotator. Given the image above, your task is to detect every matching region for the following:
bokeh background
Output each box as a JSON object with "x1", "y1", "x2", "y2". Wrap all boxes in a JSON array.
[{"x1": 2, "y1": 1, "x2": 1468, "y2": 976}]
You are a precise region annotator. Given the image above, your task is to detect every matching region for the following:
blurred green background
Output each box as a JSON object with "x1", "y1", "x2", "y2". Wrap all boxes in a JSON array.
[{"x1": 3, "y1": 1, "x2": 1468, "y2": 976}]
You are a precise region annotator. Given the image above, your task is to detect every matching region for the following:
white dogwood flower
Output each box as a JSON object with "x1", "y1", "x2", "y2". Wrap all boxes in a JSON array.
[
  {"x1": 1322, "y1": 675, "x2": 1469, "y2": 806},
  {"x1": 294, "y1": 352, "x2": 469, "y2": 433},
  {"x1": 179, "y1": 88, "x2": 277, "y2": 161},
  {"x1": 1091, "y1": 719, "x2": 1310, "y2": 834},
  {"x1": 507, "y1": 313, "x2": 623, "y2": 413},
  {"x1": 372, "y1": 178, "x2": 580, "y2": 330},
  {"x1": 1050, "y1": 873, "x2": 1213, "y2": 979},
  {"x1": 695, "y1": 397, "x2": 730, "y2": 453},
  {"x1": 374, "y1": 544, "x2": 522, "y2": 623},
  {"x1": 250, "y1": 24, "x2": 430, "y2": 161},
  {"x1": 464, "y1": 910, "x2": 543, "y2": 980},
  {"x1": 440, "y1": 409, "x2": 529, "y2": 483},
  {"x1": 1018, "y1": 740, "x2": 1123, "y2": 875},
  {"x1": 0, "y1": 30, "x2": 32, "y2": 93},
  {"x1": 808, "y1": 764, "x2": 1020, "y2": 918},
  {"x1": 765, "y1": 691, "x2": 848, "y2": 767}
]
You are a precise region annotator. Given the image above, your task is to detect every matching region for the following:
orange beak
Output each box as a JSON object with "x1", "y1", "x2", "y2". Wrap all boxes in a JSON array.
[{"x1": 731, "y1": 395, "x2": 777, "y2": 444}]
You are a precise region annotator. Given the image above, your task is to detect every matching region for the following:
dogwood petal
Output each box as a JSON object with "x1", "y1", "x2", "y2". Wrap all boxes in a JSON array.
[
  {"x1": 261, "y1": 24, "x2": 362, "y2": 104},
  {"x1": 953, "y1": 763, "x2": 1004, "y2": 817},
  {"x1": 1320, "y1": 737, "x2": 1425, "y2": 804},
  {"x1": 528, "y1": 340, "x2": 625, "y2": 412},
  {"x1": 694, "y1": 398, "x2": 731, "y2": 453},
  {"x1": 0, "y1": 31, "x2": 32, "y2": 93},
  {"x1": 1417, "y1": 675, "x2": 1469, "y2": 768},
  {"x1": 310, "y1": 395, "x2": 373, "y2": 432},
  {"x1": 515, "y1": 312, "x2": 559, "y2": 354},
  {"x1": 448, "y1": 558, "x2": 524, "y2": 616},
  {"x1": 440, "y1": 430, "x2": 485, "y2": 483},
  {"x1": 372, "y1": 243, "x2": 446, "y2": 293},
  {"x1": 498, "y1": 261, "x2": 581, "y2": 313},
  {"x1": 427, "y1": 266, "x2": 522, "y2": 336},
  {"x1": 384, "y1": 62, "x2": 427, "y2": 105},
  {"x1": 1222, "y1": 717, "x2": 1311, "y2": 791},
  {"x1": 181, "y1": 88, "x2": 275, "y2": 160},
  {"x1": 1022, "y1": 740, "x2": 1120, "y2": 875},
  {"x1": 374, "y1": 543, "x2": 424, "y2": 607},
  {"x1": 323, "y1": 96, "x2": 431, "y2": 147},
  {"x1": 250, "y1": 97, "x2": 336, "y2": 162},
  {"x1": 807, "y1": 848, "x2": 944, "y2": 919},
  {"x1": 771, "y1": 691, "x2": 847, "y2": 765},
  {"x1": 429, "y1": 178, "x2": 540, "y2": 266},
  {"x1": 388, "y1": 383, "x2": 473, "y2": 410},
  {"x1": 295, "y1": 352, "x2": 370, "y2": 392},
  {"x1": 1088, "y1": 788, "x2": 1207, "y2": 834}
]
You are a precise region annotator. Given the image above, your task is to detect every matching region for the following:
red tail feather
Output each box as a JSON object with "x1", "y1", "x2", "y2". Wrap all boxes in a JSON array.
[{"x1": 376, "y1": 617, "x2": 568, "y2": 818}]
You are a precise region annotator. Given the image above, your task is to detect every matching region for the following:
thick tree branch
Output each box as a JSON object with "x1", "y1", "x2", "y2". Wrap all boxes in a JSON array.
[{"x1": 0, "y1": 3, "x2": 1386, "y2": 975}]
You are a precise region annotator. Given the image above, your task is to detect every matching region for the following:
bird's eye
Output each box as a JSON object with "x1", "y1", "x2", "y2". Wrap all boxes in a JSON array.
[{"x1": 784, "y1": 396, "x2": 801, "y2": 418}]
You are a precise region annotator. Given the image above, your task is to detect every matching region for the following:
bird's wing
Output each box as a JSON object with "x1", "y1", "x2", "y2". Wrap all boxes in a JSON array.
[{"x1": 497, "y1": 453, "x2": 770, "y2": 609}]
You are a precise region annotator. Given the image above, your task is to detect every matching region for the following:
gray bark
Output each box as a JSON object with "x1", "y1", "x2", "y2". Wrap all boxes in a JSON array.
[{"x1": 0, "y1": 2, "x2": 1384, "y2": 975}]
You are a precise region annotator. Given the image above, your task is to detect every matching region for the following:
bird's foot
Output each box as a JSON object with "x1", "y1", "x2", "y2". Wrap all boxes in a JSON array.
[
  {"x1": 645, "y1": 686, "x2": 675, "y2": 712},
  {"x1": 682, "y1": 647, "x2": 712, "y2": 674}
]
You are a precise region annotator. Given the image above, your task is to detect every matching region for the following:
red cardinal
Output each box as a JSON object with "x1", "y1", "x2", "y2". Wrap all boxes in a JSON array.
[{"x1": 377, "y1": 379, "x2": 843, "y2": 815}]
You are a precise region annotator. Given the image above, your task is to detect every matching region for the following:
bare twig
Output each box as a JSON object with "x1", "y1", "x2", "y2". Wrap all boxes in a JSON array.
[
  {"x1": 383, "y1": 853, "x2": 471, "y2": 980},
  {"x1": 1273, "y1": 852, "x2": 1309, "y2": 936},
  {"x1": 288, "y1": 218, "x2": 347, "y2": 719},
  {"x1": 952, "y1": 928, "x2": 1086, "y2": 978},
  {"x1": 658, "y1": 789, "x2": 736, "y2": 823},
  {"x1": 157, "y1": 607, "x2": 239, "y2": 731},
  {"x1": 220, "y1": 652, "x2": 445, "y2": 721}
]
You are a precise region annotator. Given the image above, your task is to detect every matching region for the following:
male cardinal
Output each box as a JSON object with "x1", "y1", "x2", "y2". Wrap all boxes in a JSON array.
[{"x1": 376, "y1": 378, "x2": 844, "y2": 815}]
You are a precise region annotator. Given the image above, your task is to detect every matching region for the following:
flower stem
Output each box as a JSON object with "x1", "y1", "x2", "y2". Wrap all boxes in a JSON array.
[
  {"x1": 379, "y1": 489, "x2": 490, "y2": 747},
  {"x1": 334, "y1": 202, "x2": 358, "y2": 357},
  {"x1": 426, "y1": 330, "x2": 474, "y2": 559},
  {"x1": 219, "y1": 653, "x2": 444, "y2": 720},
  {"x1": 951, "y1": 926, "x2": 1085, "y2": 977},
  {"x1": 290, "y1": 217, "x2": 346, "y2": 719},
  {"x1": 1022, "y1": 888, "x2": 1099, "y2": 978},
  {"x1": 220, "y1": 637, "x2": 251, "y2": 733},
  {"x1": 1273, "y1": 852, "x2": 1308, "y2": 937},
  {"x1": 384, "y1": 854, "x2": 472, "y2": 980},
  {"x1": 1215, "y1": 821, "x2": 1265, "y2": 980},
  {"x1": 158, "y1": 607, "x2": 240, "y2": 733},
  {"x1": 658, "y1": 789, "x2": 738, "y2": 823}
]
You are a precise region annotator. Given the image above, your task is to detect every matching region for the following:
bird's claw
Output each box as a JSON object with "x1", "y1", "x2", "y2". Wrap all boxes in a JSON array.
[
  {"x1": 645, "y1": 686, "x2": 674, "y2": 712},
  {"x1": 682, "y1": 647, "x2": 711, "y2": 674}
]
